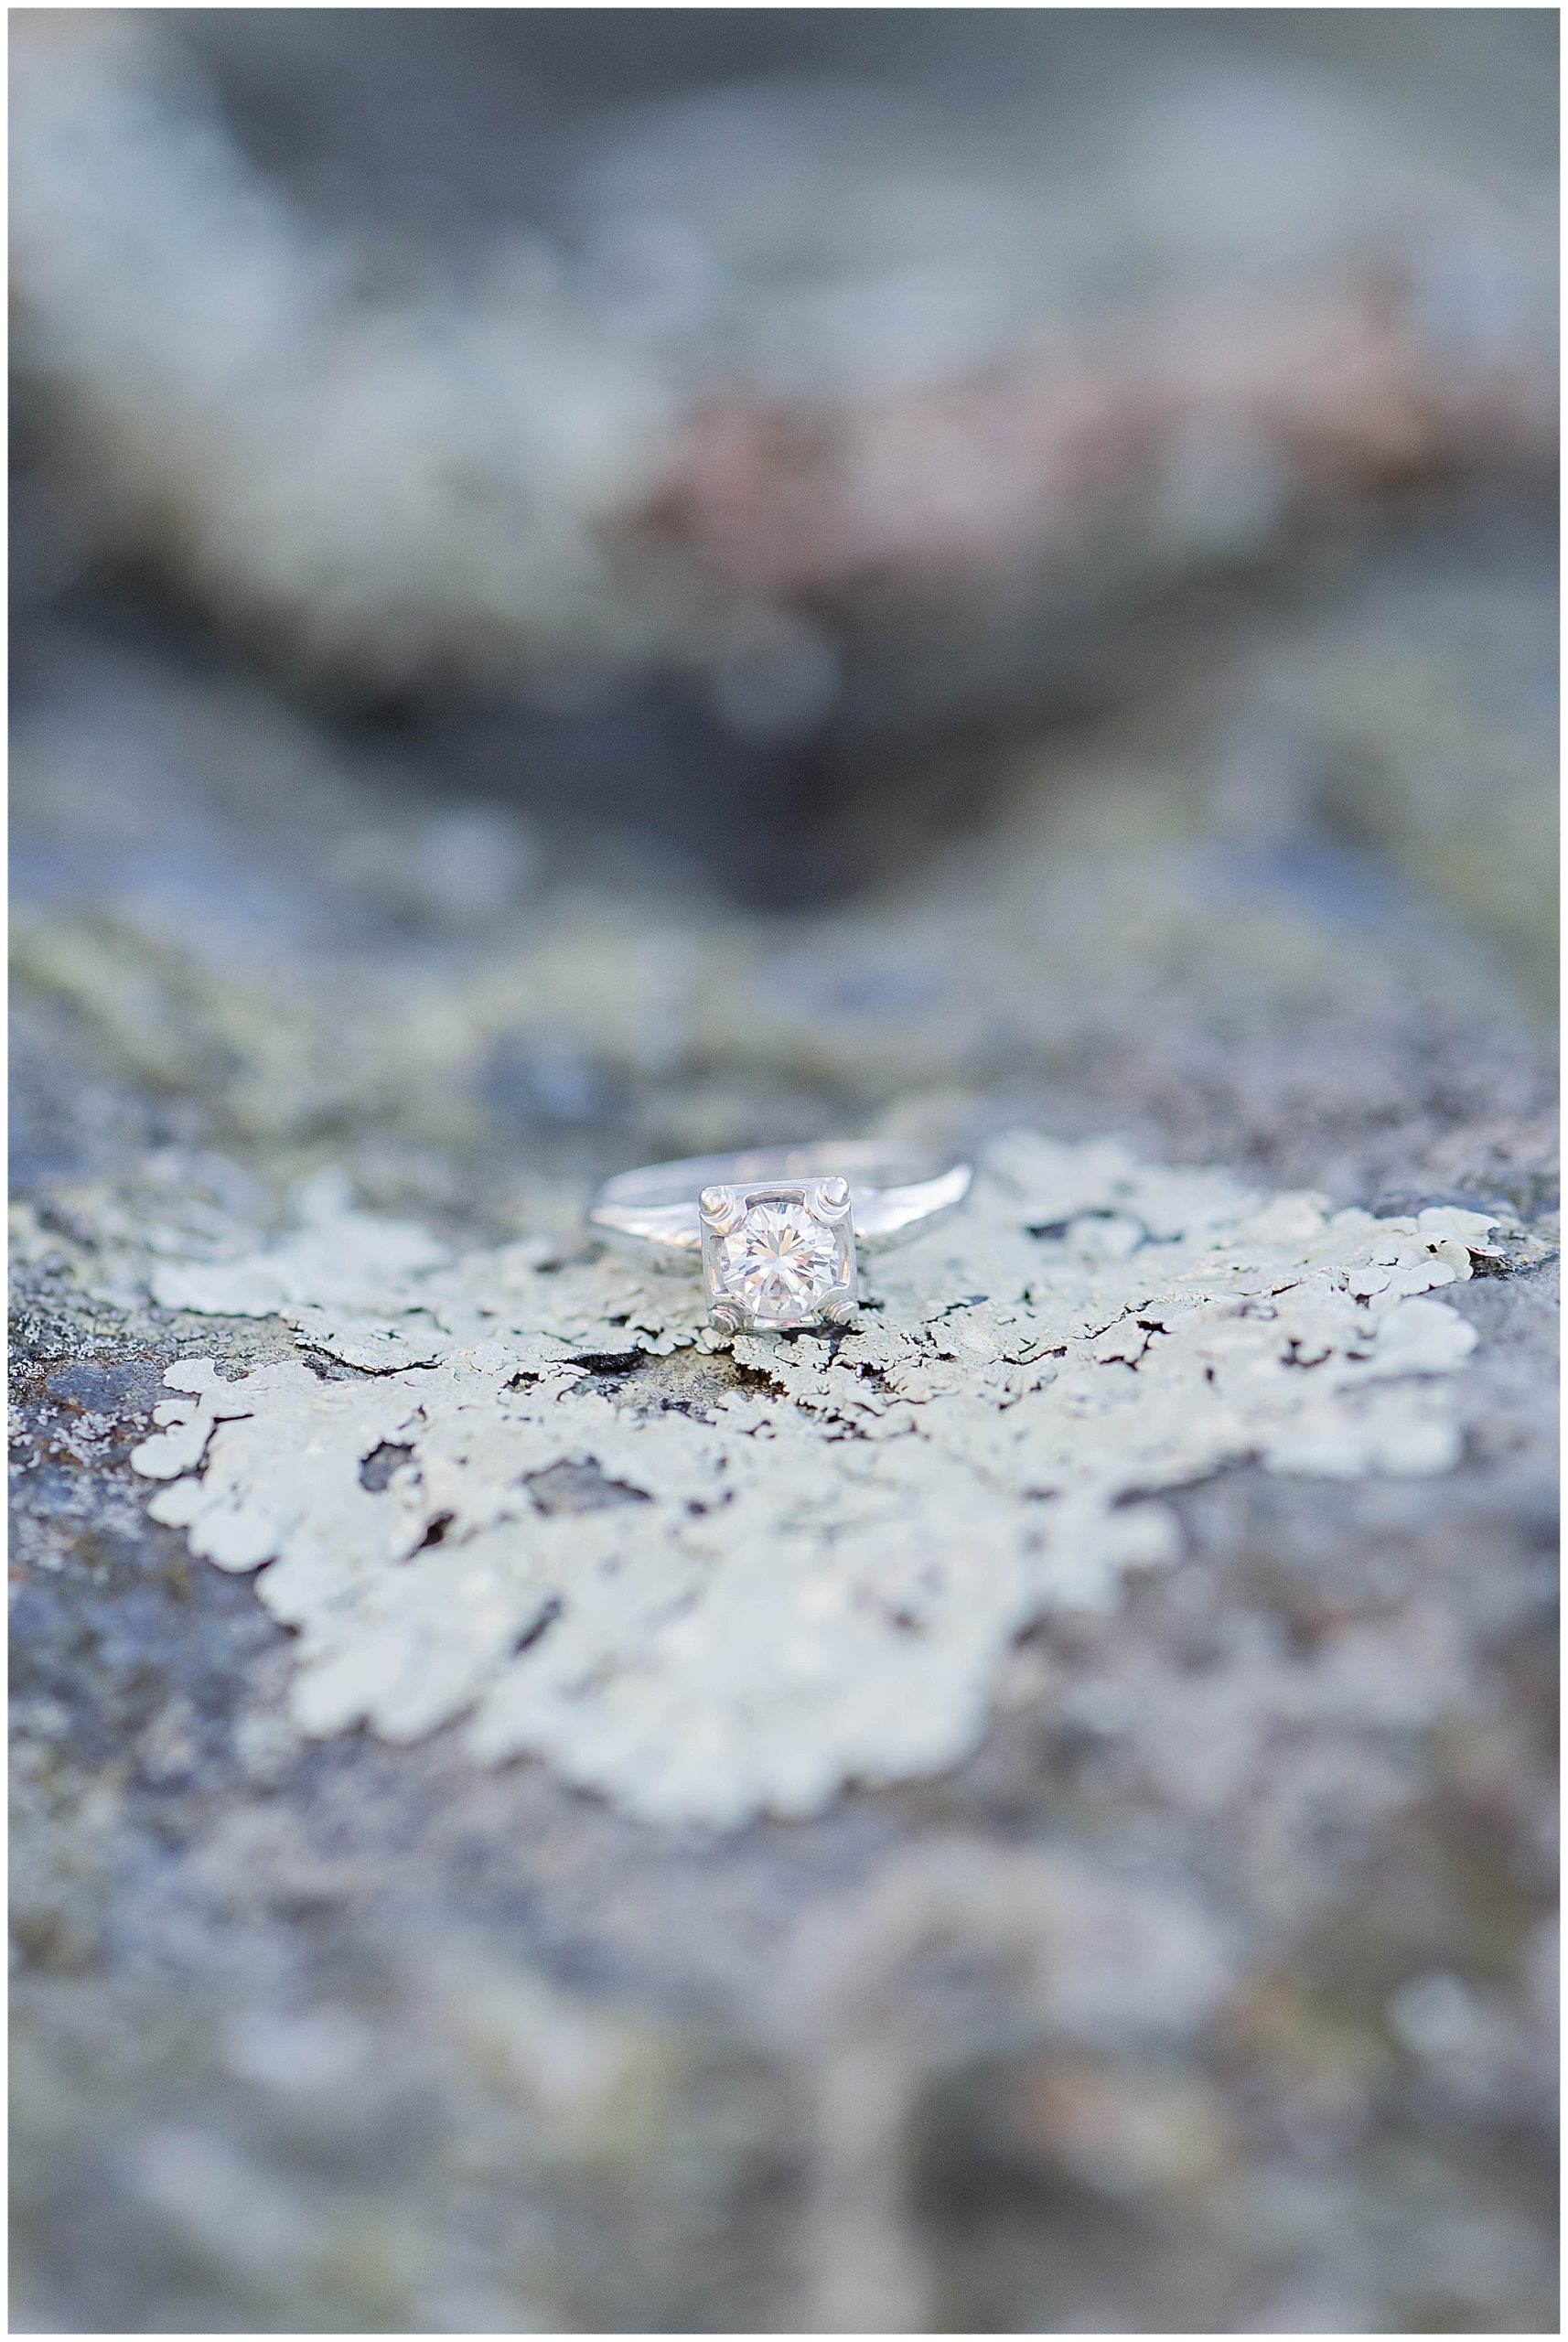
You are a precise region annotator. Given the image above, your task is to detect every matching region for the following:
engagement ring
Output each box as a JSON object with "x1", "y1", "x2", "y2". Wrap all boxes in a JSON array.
[{"x1": 587, "y1": 1144, "x2": 972, "y2": 1334}]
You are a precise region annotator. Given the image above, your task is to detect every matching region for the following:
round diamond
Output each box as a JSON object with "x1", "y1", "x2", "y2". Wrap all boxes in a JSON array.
[{"x1": 723, "y1": 1199, "x2": 840, "y2": 1320}]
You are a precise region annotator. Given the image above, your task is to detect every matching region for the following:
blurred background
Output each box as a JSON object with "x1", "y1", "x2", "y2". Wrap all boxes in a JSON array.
[{"x1": 10, "y1": 9, "x2": 1559, "y2": 2335}]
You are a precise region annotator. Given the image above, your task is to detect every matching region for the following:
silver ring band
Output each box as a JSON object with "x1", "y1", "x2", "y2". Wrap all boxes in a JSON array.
[{"x1": 587, "y1": 1144, "x2": 972, "y2": 1333}]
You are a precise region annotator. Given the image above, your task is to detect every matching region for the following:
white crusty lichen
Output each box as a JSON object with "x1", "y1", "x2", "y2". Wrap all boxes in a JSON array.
[{"x1": 129, "y1": 1134, "x2": 1497, "y2": 1827}]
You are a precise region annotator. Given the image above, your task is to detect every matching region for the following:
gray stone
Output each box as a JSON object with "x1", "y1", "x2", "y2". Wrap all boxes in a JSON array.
[
  {"x1": 12, "y1": 536, "x2": 1555, "y2": 2330},
  {"x1": 8, "y1": 16, "x2": 1556, "y2": 2326}
]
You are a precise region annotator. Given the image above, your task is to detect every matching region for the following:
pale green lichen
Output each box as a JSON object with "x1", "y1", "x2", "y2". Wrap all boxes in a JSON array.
[{"x1": 128, "y1": 1134, "x2": 1496, "y2": 1826}]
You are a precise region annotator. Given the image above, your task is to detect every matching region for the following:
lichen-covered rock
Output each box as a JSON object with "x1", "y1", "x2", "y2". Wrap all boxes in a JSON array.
[
  {"x1": 114, "y1": 1143, "x2": 1500, "y2": 1828},
  {"x1": 8, "y1": 26, "x2": 1555, "y2": 2326},
  {"x1": 13, "y1": 713, "x2": 1555, "y2": 2329}
]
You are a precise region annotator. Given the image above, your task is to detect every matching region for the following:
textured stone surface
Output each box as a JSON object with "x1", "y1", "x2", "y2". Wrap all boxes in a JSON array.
[
  {"x1": 12, "y1": 552, "x2": 1556, "y2": 2328},
  {"x1": 108, "y1": 1146, "x2": 1500, "y2": 1828},
  {"x1": 7, "y1": 16, "x2": 1557, "y2": 2333}
]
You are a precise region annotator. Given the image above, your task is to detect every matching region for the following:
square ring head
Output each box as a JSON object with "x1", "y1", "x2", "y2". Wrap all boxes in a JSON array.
[{"x1": 699, "y1": 1177, "x2": 857, "y2": 1334}]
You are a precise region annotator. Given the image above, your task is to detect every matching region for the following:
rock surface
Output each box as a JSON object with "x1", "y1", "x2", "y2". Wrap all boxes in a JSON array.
[
  {"x1": 12, "y1": 510, "x2": 1557, "y2": 2331},
  {"x1": 8, "y1": 17, "x2": 1557, "y2": 2334}
]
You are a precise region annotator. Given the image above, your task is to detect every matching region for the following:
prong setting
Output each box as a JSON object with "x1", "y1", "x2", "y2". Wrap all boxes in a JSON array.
[
  {"x1": 816, "y1": 1176, "x2": 852, "y2": 1219},
  {"x1": 699, "y1": 1176, "x2": 858, "y2": 1335},
  {"x1": 699, "y1": 1184, "x2": 745, "y2": 1236}
]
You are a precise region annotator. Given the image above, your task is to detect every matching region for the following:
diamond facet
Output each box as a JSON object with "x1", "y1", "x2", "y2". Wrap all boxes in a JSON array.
[
  {"x1": 723, "y1": 1199, "x2": 840, "y2": 1319},
  {"x1": 699, "y1": 1179, "x2": 857, "y2": 1331}
]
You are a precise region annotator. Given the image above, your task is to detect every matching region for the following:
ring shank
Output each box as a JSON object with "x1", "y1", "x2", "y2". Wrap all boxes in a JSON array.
[{"x1": 588, "y1": 1144, "x2": 971, "y2": 1256}]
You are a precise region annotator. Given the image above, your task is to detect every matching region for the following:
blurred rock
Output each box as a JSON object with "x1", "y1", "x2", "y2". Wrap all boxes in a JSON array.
[
  {"x1": 10, "y1": 10, "x2": 1553, "y2": 738},
  {"x1": 11, "y1": 566, "x2": 1555, "y2": 2325},
  {"x1": 8, "y1": 10, "x2": 1556, "y2": 2334}
]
